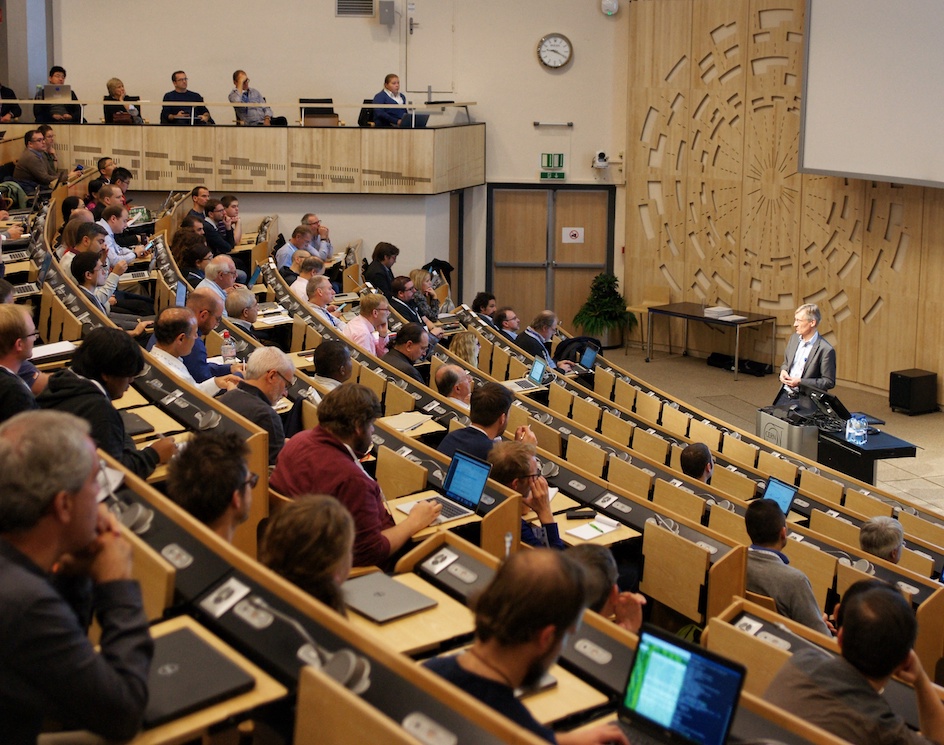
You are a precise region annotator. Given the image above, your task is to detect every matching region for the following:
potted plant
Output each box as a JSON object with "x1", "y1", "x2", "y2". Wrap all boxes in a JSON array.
[{"x1": 572, "y1": 272, "x2": 637, "y2": 348}]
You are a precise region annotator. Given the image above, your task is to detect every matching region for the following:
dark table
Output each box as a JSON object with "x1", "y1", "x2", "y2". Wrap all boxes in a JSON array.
[
  {"x1": 818, "y1": 429, "x2": 917, "y2": 485},
  {"x1": 646, "y1": 302, "x2": 776, "y2": 381}
]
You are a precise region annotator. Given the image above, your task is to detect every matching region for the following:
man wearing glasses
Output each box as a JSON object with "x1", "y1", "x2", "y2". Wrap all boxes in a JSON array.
[
  {"x1": 218, "y1": 347, "x2": 295, "y2": 466},
  {"x1": 12, "y1": 129, "x2": 79, "y2": 190},
  {"x1": 196, "y1": 255, "x2": 240, "y2": 316},
  {"x1": 0, "y1": 304, "x2": 39, "y2": 424},
  {"x1": 342, "y1": 293, "x2": 391, "y2": 357},
  {"x1": 161, "y1": 71, "x2": 212, "y2": 125},
  {"x1": 488, "y1": 441, "x2": 564, "y2": 549},
  {"x1": 167, "y1": 432, "x2": 255, "y2": 544},
  {"x1": 301, "y1": 212, "x2": 333, "y2": 261}
]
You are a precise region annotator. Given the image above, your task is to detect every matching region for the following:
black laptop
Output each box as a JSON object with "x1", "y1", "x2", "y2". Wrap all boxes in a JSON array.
[
  {"x1": 398, "y1": 113, "x2": 430, "y2": 128},
  {"x1": 143, "y1": 626, "x2": 255, "y2": 728},
  {"x1": 762, "y1": 476, "x2": 799, "y2": 516},
  {"x1": 614, "y1": 624, "x2": 745, "y2": 745}
]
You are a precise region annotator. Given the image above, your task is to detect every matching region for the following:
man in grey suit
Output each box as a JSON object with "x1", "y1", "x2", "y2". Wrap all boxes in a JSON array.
[{"x1": 774, "y1": 303, "x2": 835, "y2": 409}]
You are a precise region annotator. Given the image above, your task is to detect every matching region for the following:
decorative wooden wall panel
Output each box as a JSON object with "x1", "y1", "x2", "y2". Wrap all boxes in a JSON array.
[{"x1": 626, "y1": 0, "x2": 941, "y2": 397}]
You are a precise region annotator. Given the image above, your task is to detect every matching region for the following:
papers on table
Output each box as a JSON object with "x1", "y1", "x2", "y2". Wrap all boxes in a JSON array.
[
  {"x1": 565, "y1": 514, "x2": 619, "y2": 541},
  {"x1": 383, "y1": 411, "x2": 434, "y2": 432}
]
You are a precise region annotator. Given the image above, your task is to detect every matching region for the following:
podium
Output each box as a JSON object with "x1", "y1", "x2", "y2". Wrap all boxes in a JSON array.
[{"x1": 755, "y1": 408, "x2": 819, "y2": 460}]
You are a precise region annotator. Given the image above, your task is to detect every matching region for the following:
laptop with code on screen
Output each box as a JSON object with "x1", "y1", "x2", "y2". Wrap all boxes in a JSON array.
[
  {"x1": 615, "y1": 624, "x2": 745, "y2": 745},
  {"x1": 397, "y1": 450, "x2": 492, "y2": 525},
  {"x1": 762, "y1": 476, "x2": 798, "y2": 516}
]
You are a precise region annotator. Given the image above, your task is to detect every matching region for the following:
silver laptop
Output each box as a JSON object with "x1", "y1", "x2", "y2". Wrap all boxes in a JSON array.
[
  {"x1": 614, "y1": 625, "x2": 745, "y2": 745},
  {"x1": 397, "y1": 449, "x2": 492, "y2": 525},
  {"x1": 43, "y1": 84, "x2": 72, "y2": 101},
  {"x1": 342, "y1": 572, "x2": 437, "y2": 623},
  {"x1": 504, "y1": 356, "x2": 548, "y2": 392}
]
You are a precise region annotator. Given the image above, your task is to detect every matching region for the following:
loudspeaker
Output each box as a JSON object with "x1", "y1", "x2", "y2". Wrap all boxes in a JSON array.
[{"x1": 889, "y1": 369, "x2": 938, "y2": 415}]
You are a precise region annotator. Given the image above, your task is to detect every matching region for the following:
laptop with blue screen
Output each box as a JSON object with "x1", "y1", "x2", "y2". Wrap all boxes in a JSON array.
[
  {"x1": 615, "y1": 624, "x2": 745, "y2": 745},
  {"x1": 762, "y1": 476, "x2": 798, "y2": 516},
  {"x1": 571, "y1": 342, "x2": 600, "y2": 374},
  {"x1": 397, "y1": 450, "x2": 492, "y2": 525},
  {"x1": 503, "y1": 356, "x2": 548, "y2": 393}
]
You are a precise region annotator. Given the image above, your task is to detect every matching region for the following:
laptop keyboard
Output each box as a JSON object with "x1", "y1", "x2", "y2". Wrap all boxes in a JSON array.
[
  {"x1": 431, "y1": 496, "x2": 469, "y2": 520},
  {"x1": 516, "y1": 379, "x2": 537, "y2": 390}
]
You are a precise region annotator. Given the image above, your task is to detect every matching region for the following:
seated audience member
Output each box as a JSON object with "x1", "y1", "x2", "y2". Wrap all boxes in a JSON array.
[
  {"x1": 290, "y1": 255, "x2": 325, "y2": 301},
  {"x1": 383, "y1": 322, "x2": 428, "y2": 384},
  {"x1": 0, "y1": 282, "x2": 48, "y2": 394},
  {"x1": 568, "y1": 544, "x2": 646, "y2": 633},
  {"x1": 38, "y1": 328, "x2": 175, "y2": 478},
  {"x1": 435, "y1": 364, "x2": 472, "y2": 409},
  {"x1": 342, "y1": 292, "x2": 391, "y2": 357},
  {"x1": 859, "y1": 516, "x2": 904, "y2": 564},
  {"x1": 98, "y1": 205, "x2": 151, "y2": 269},
  {"x1": 70, "y1": 252, "x2": 151, "y2": 337},
  {"x1": 301, "y1": 213, "x2": 332, "y2": 260},
  {"x1": 0, "y1": 305, "x2": 39, "y2": 423},
  {"x1": 438, "y1": 382, "x2": 535, "y2": 460},
  {"x1": 516, "y1": 311, "x2": 575, "y2": 372},
  {"x1": 103, "y1": 78, "x2": 142, "y2": 124},
  {"x1": 270, "y1": 384, "x2": 441, "y2": 568},
  {"x1": 98, "y1": 157, "x2": 116, "y2": 183},
  {"x1": 409, "y1": 268, "x2": 441, "y2": 322},
  {"x1": 371, "y1": 73, "x2": 407, "y2": 128},
  {"x1": 187, "y1": 186, "x2": 210, "y2": 221},
  {"x1": 167, "y1": 432, "x2": 253, "y2": 543},
  {"x1": 33, "y1": 65, "x2": 82, "y2": 123},
  {"x1": 218, "y1": 347, "x2": 294, "y2": 465},
  {"x1": 229, "y1": 70, "x2": 286, "y2": 126},
  {"x1": 225, "y1": 287, "x2": 259, "y2": 337},
  {"x1": 745, "y1": 498, "x2": 831, "y2": 635},
  {"x1": 363, "y1": 241, "x2": 399, "y2": 298},
  {"x1": 391, "y1": 275, "x2": 444, "y2": 341},
  {"x1": 765, "y1": 580, "x2": 944, "y2": 745},
  {"x1": 204, "y1": 198, "x2": 238, "y2": 258},
  {"x1": 260, "y1": 495, "x2": 354, "y2": 614},
  {"x1": 423, "y1": 550, "x2": 628, "y2": 745},
  {"x1": 148, "y1": 307, "x2": 240, "y2": 396},
  {"x1": 0, "y1": 410, "x2": 153, "y2": 743},
  {"x1": 279, "y1": 248, "x2": 311, "y2": 286},
  {"x1": 471, "y1": 292, "x2": 497, "y2": 327},
  {"x1": 450, "y1": 330, "x2": 480, "y2": 368},
  {"x1": 679, "y1": 442, "x2": 713, "y2": 483},
  {"x1": 310, "y1": 340, "x2": 352, "y2": 395},
  {"x1": 53, "y1": 195, "x2": 83, "y2": 247},
  {"x1": 494, "y1": 306, "x2": 520, "y2": 341},
  {"x1": 85, "y1": 178, "x2": 105, "y2": 210},
  {"x1": 180, "y1": 212, "x2": 207, "y2": 236},
  {"x1": 306, "y1": 275, "x2": 346, "y2": 331},
  {"x1": 175, "y1": 232, "x2": 213, "y2": 286},
  {"x1": 60, "y1": 219, "x2": 107, "y2": 276},
  {"x1": 0, "y1": 80, "x2": 21, "y2": 121},
  {"x1": 196, "y1": 255, "x2": 239, "y2": 315},
  {"x1": 161, "y1": 70, "x2": 212, "y2": 124},
  {"x1": 220, "y1": 195, "x2": 242, "y2": 245},
  {"x1": 111, "y1": 167, "x2": 134, "y2": 204},
  {"x1": 13, "y1": 129, "x2": 79, "y2": 190},
  {"x1": 488, "y1": 441, "x2": 564, "y2": 550},
  {"x1": 91, "y1": 184, "x2": 124, "y2": 221},
  {"x1": 275, "y1": 225, "x2": 314, "y2": 271}
]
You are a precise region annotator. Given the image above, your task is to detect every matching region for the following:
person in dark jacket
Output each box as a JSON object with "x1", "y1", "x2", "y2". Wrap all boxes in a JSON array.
[{"x1": 38, "y1": 328, "x2": 177, "y2": 478}]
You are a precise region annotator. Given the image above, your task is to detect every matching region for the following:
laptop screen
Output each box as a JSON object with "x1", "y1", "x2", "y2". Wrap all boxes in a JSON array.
[
  {"x1": 620, "y1": 626, "x2": 745, "y2": 745},
  {"x1": 175, "y1": 282, "x2": 188, "y2": 307},
  {"x1": 579, "y1": 344, "x2": 599, "y2": 368},
  {"x1": 762, "y1": 476, "x2": 798, "y2": 516},
  {"x1": 443, "y1": 450, "x2": 492, "y2": 510},
  {"x1": 247, "y1": 265, "x2": 262, "y2": 288},
  {"x1": 36, "y1": 253, "x2": 53, "y2": 286},
  {"x1": 528, "y1": 357, "x2": 547, "y2": 385}
]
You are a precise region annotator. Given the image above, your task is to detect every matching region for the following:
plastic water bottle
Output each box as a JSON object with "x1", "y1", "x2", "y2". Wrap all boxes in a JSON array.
[
  {"x1": 845, "y1": 414, "x2": 868, "y2": 446},
  {"x1": 220, "y1": 331, "x2": 237, "y2": 364}
]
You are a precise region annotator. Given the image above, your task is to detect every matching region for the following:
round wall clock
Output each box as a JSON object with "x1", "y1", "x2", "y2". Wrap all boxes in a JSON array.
[{"x1": 537, "y1": 33, "x2": 573, "y2": 69}]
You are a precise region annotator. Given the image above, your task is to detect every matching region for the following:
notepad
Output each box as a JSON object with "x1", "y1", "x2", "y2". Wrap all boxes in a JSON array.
[{"x1": 565, "y1": 514, "x2": 619, "y2": 540}]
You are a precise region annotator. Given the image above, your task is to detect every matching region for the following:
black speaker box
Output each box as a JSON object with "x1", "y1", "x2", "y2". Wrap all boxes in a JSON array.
[{"x1": 889, "y1": 369, "x2": 938, "y2": 415}]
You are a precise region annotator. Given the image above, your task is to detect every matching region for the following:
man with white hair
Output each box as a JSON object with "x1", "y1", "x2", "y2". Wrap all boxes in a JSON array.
[
  {"x1": 196, "y1": 255, "x2": 239, "y2": 316},
  {"x1": 218, "y1": 346, "x2": 294, "y2": 465},
  {"x1": 859, "y1": 516, "x2": 905, "y2": 564},
  {"x1": 435, "y1": 363, "x2": 472, "y2": 410},
  {"x1": 774, "y1": 302, "x2": 836, "y2": 408}
]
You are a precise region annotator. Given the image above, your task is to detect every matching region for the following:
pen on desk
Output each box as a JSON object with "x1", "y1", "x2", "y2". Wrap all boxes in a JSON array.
[
  {"x1": 404, "y1": 418, "x2": 427, "y2": 432},
  {"x1": 589, "y1": 522, "x2": 604, "y2": 534}
]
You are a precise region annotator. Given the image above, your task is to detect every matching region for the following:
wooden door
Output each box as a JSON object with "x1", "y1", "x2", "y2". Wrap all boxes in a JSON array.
[{"x1": 405, "y1": 0, "x2": 455, "y2": 94}]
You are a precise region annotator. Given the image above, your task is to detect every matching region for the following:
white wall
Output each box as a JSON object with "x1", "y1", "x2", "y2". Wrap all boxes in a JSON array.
[{"x1": 50, "y1": 0, "x2": 628, "y2": 299}]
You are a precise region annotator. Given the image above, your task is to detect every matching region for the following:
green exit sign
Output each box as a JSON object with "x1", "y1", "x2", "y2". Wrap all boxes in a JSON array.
[
  {"x1": 540, "y1": 171, "x2": 566, "y2": 180},
  {"x1": 541, "y1": 153, "x2": 564, "y2": 169}
]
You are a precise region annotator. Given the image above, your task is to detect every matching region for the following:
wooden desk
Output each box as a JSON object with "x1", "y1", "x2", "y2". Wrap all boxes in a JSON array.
[
  {"x1": 115, "y1": 387, "x2": 149, "y2": 409},
  {"x1": 389, "y1": 492, "x2": 481, "y2": 542},
  {"x1": 346, "y1": 573, "x2": 475, "y2": 656},
  {"x1": 551, "y1": 514, "x2": 641, "y2": 548},
  {"x1": 378, "y1": 413, "x2": 446, "y2": 438},
  {"x1": 130, "y1": 616, "x2": 286, "y2": 745},
  {"x1": 520, "y1": 663, "x2": 609, "y2": 726},
  {"x1": 130, "y1": 405, "x2": 187, "y2": 442}
]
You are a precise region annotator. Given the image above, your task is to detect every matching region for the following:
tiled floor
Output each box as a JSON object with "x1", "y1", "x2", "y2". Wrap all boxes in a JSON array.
[{"x1": 602, "y1": 345, "x2": 944, "y2": 516}]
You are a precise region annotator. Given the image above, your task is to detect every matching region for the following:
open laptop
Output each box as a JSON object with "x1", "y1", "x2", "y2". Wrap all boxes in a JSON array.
[
  {"x1": 143, "y1": 626, "x2": 255, "y2": 728},
  {"x1": 762, "y1": 475, "x2": 798, "y2": 516},
  {"x1": 246, "y1": 264, "x2": 262, "y2": 288},
  {"x1": 503, "y1": 356, "x2": 548, "y2": 393},
  {"x1": 613, "y1": 624, "x2": 745, "y2": 745},
  {"x1": 342, "y1": 572, "x2": 437, "y2": 623},
  {"x1": 13, "y1": 253, "x2": 53, "y2": 298},
  {"x1": 570, "y1": 342, "x2": 600, "y2": 374},
  {"x1": 174, "y1": 281, "x2": 188, "y2": 307},
  {"x1": 43, "y1": 84, "x2": 72, "y2": 101},
  {"x1": 397, "y1": 449, "x2": 492, "y2": 525},
  {"x1": 398, "y1": 112, "x2": 430, "y2": 128}
]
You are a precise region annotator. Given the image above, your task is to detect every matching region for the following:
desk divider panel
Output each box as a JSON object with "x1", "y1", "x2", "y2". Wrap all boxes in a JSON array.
[
  {"x1": 601, "y1": 410, "x2": 635, "y2": 445},
  {"x1": 710, "y1": 466, "x2": 758, "y2": 501},
  {"x1": 593, "y1": 367, "x2": 616, "y2": 398},
  {"x1": 633, "y1": 391, "x2": 662, "y2": 424},
  {"x1": 613, "y1": 377, "x2": 638, "y2": 409},
  {"x1": 799, "y1": 469, "x2": 844, "y2": 505},
  {"x1": 756, "y1": 451, "x2": 799, "y2": 485},
  {"x1": 564, "y1": 436, "x2": 607, "y2": 479},
  {"x1": 721, "y1": 432, "x2": 760, "y2": 469},
  {"x1": 843, "y1": 489, "x2": 894, "y2": 518},
  {"x1": 571, "y1": 396, "x2": 602, "y2": 431},
  {"x1": 659, "y1": 405, "x2": 691, "y2": 439},
  {"x1": 688, "y1": 418, "x2": 722, "y2": 450},
  {"x1": 652, "y1": 479, "x2": 706, "y2": 524}
]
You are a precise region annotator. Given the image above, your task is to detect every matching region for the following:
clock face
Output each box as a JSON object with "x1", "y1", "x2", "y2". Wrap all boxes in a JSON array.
[{"x1": 537, "y1": 33, "x2": 573, "y2": 69}]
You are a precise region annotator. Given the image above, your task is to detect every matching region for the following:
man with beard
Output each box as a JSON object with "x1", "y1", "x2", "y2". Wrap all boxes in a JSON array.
[
  {"x1": 269, "y1": 384, "x2": 440, "y2": 569},
  {"x1": 423, "y1": 550, "x2": 629, "y2": 745}
]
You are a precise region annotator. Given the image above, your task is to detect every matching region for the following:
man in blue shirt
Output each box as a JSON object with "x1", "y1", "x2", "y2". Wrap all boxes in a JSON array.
[{"x1": 161, "y1": 71, "x2": 212, "y2": 125}]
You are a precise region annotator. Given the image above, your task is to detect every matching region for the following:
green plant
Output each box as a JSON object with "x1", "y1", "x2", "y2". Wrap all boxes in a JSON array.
[{"x1": 572, "y1": 272, "x2": 637, "y2": 336}]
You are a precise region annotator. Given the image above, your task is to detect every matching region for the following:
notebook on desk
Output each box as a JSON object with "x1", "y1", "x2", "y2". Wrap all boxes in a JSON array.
[
  {"x1": 397, "y1": 449, "x2": 492, "y2": 525},
  {"x1": 613, "y1": 624, "x2": 745, "y2": 745},
  {"x1": 503, "y1": 357, "x2": 548, "y2": 392},
  {"x1": 143, "y1": 626, "x2": 255, "y2": 728}
]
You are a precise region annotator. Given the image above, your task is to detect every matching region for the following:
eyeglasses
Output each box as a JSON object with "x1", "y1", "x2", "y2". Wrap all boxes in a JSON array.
[
  {"x1": 30, "y1": 137, "x2": 44, "y2": 143},
  {"x1": 243, "y1": 472, "x2": 260, "y2": 489},
  {"x1": 271, "y1": 370, "x2": 293, "y2": 387},
  {"x1": 522, "y1": 472, "x2": 541, "y2": 479},
  {"x1": 21, "y1": 331, "x2": 41, "y2": 340}
]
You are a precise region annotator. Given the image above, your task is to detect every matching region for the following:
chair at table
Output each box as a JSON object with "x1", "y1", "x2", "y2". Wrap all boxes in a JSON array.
[{"x1": 625, "y1": 284, "x2": 670, "y2": 349}]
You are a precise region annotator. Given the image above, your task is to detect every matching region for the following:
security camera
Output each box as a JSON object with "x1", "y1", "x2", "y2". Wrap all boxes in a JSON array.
[
  {"x1": 602, "y1": 0, "x2": 619, "y2": 15},
  {"x1": 592, "y1": 151, "x2": 609, "y2": 169}
]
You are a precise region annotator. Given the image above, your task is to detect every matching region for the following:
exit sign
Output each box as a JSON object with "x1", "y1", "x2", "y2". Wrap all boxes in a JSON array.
[
  {"x1": 541, "y1": 153, "x2": 564, "y2": 169},
  {"x1": 540, "y1": 171, "x2": 566, "y2": 181}
]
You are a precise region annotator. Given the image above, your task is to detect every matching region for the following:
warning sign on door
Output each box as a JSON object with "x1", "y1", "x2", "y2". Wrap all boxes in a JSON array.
[{"x1": 562, "y1": 227, "x2": 584, "y2": 244}]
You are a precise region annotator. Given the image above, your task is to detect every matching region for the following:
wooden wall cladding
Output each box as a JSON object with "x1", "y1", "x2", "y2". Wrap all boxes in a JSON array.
[{"x1": 626, "y1": 0, "x2": 941, "y2": 397}]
